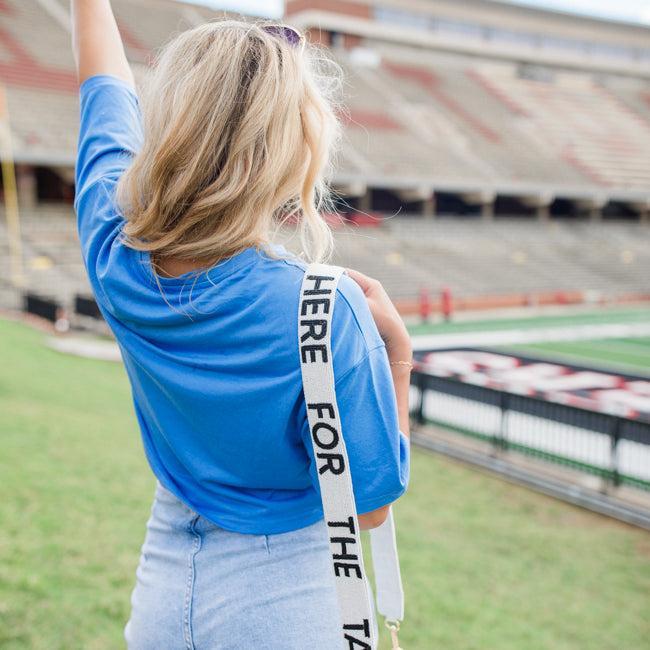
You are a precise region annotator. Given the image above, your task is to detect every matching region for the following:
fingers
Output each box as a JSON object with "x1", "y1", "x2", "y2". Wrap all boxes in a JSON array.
[{"x1": 344, "y1": 267, "x2": 376, "y2": 295}]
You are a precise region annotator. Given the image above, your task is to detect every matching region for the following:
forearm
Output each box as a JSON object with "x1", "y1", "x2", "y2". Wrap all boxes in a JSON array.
[
  {"x1": 357, "y1": 343, "x2": 412, "y2": 531},
  {"x1": 70, "y1": 0, "x2": 134, "y2": 86},
  {"x1": 388, "y1": 343, "x2": 412, "y2": 440}
]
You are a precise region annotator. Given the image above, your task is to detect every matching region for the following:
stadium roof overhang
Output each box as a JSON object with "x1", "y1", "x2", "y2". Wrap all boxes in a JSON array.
[
  {"x1": 331, "y1": 172, "x2": 650, "y2": 205},
  {"x1": 12, "y1": 150, "x2": 75, "y2": 167},
  {"x1": 289, "y1": 10, "x2": 650, "y2": 80}
]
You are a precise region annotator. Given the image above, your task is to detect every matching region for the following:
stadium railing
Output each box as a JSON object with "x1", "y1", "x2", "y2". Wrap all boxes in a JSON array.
[{"x1": 410, "y1": 370, "x2": 650, "y2": 492}]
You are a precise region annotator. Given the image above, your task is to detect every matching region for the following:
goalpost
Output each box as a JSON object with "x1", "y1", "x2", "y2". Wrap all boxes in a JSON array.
[{"x1": 0, "y1": 82, "x2": 25, "y2": 290}]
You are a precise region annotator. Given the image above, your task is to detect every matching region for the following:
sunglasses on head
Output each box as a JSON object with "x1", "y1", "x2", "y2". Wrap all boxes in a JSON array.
[{"x1": 260, "y1": 24, "x2": 306, "y2": 49}]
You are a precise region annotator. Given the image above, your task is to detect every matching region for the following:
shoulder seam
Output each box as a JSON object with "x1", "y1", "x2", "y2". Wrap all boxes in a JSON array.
[
  {"x1": 335, "y1": 282, "x2": 370, "y2": 354},
  {"x1": 334, "y1": 342, "x2": 386, "y2": 388}
]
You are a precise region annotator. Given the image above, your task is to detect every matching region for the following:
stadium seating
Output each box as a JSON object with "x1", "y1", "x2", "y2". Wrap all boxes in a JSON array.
[
  {"x1": 2, "y1": 206, "x2": 648, "y2": 310},
  {"x1": 2, "y1": 0, "x2": 650, "y2": 192},
  {"x1": 321, "y1": 216, "x2": 650, "y2": 300},
  {"x1": 336, "y1": 43, "x2": 650, "y2": 190},
  {"x1": 0, "y1": 205, "x2": 90, "y2": 309},
  {"x1": 0, "y1": 0, "x2": 649, "y2": 315}
]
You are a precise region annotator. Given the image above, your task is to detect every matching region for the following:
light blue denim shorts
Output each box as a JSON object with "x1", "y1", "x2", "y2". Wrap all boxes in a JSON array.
[{"x1": 124, "y1": 481, "x2": 378, "y2": 649}]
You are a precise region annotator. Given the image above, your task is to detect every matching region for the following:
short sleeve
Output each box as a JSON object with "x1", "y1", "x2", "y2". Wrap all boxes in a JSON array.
[
  {"x1": 300, "y1": 342, "x2": 411, "y2": 515},
  {"x1": 75, "y1": 74, "x2": 143, "y2": 192},
  {"x1": 74, "y1": 74, "x2": 143, "y2": 270}
]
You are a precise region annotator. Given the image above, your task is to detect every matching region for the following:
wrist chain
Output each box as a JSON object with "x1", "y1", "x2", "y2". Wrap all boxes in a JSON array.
[{"x1": 389, "y1": 360, "x2": 413, "y2": 370}]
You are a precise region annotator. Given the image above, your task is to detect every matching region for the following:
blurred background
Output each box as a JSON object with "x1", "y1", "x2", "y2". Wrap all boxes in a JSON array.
[{"x1": 1, "y1": 1, "x2": 649, "y2": 648}]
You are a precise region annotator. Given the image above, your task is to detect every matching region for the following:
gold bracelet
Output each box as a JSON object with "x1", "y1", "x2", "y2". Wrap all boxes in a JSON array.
[{"x1": 389, "y1": 360, "x2": 413, "y2": 369}]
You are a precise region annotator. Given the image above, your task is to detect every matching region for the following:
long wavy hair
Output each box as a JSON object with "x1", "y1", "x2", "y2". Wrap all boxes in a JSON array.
[{"x1": 116, "y1": 18, "x2": 344, "y2": 276}]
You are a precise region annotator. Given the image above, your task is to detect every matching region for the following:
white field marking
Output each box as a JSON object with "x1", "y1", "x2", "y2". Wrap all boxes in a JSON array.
[
  {"x1": 412, "y1": 323, "x2": 650, "y2": 351},
  {"x1": 46, "y1": 336, "x2": 122, "y2": 362}
]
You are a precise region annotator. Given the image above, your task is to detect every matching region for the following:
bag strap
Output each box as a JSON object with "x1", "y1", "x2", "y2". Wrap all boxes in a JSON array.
[{"x1": 298, "y1": 262, "x2": 405, "y2": 650}]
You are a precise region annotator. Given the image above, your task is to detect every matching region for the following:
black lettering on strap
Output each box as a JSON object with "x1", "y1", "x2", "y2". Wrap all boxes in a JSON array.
[
  {"x1": 304, "y1": 274, "x2": 336, "y2": 296},
  {"x1": 327, "y1": 516, "x2": 356, "y2": 535},
  {"x1": 300, "y1": 344, "x2": 327, "y2": 363},
  {"x1": 316, "y1": 452, "x2": 345, "y2": 475},
  {"x1": 334, "y1": 561, "x2": 363, "y2": 579},
  {"x1": 344, "y1": 620, "x2": 372, "y2": 649},
  {"x1": 307, "y1": 402, "x2": 335, "y2": 419},
  {"x1": 299, "y1": 318, "x2": 327, "y2": 342},
  {"x1": 301, "y1": 297, "x2": 330, "y2": 316},
  {"x1": 331, "y1": 536, "x2": 359, "y2": 562},
  {"x1": 299, "y1": 264, "x2": 379, "y2": 650},
  {"x1": 311, "y1": 422, "x2": 339, "y2": 450}
]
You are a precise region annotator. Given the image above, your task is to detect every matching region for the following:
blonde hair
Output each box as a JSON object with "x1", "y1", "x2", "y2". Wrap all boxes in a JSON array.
[{"x1": 116, "y1": 18, "x2": 344, "y2": 275}]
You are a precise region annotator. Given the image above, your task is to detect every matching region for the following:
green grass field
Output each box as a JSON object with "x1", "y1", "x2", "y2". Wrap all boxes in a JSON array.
[
  {"x1": 408, "y1": 306, "x2": 650, "y2": 375},
  {"x1": 1, "y1": 317, "x2": 650, "y2": 649},
  {"x1": 495, "y1": 337, "x2": 650, "y2": 375}
]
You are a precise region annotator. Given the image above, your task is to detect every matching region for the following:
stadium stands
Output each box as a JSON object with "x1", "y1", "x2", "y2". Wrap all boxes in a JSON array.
[
  {"x1": 2, "y1": 205, "x2": 648, "y2": 311},
  {"x1": 316, "y1": 217, "x2": 650, "y2": 302},
  {"x1": 0, "y1": 205, "x2": 89, "y2": 309},
  {"x1": 337, "y1": 46, "x2": 594, "y2": 188},
  {"x1": 2, "y1": 0, "x2": 650, "y2": 198},
  {"x1": 0, "y1": 0, "x2": 649, "y2": 315},
  {"x1": 330, "y1": 42, "x2": 650, "y2": 195}
]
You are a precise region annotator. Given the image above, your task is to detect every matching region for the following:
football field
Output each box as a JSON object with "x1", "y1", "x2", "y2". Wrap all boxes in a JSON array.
[
  {"x1": 409, "y1": 306, "x2": 650, "y2": 376},
  {"x1": 1, "y1": 316, "x2": 650, "y2": 649},
  {"x1": 407, "y1": 305, "x2": 650, "y2": 489},
  {"x1": 498, "y1": 337, "x2": 650, "y2": 374}
]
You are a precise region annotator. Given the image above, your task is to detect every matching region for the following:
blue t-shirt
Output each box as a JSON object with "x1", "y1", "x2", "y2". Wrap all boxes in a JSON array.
[{"x1": 74, "y1": 74, "x2": 410, "y2": 535}]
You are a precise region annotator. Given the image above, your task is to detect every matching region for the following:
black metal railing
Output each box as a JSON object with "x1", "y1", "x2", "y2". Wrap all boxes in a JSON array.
[{"x1": 410, "y1": 370, "x2": 650, "y2": 490}]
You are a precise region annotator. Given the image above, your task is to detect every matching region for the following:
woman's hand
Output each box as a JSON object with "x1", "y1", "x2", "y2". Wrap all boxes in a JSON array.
[{"x1": 344, "y1": 268, "x2": 412, "y2": 358}]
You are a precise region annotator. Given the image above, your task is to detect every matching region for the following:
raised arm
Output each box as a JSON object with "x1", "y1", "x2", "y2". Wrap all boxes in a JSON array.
[{"x1": 70, "y1": 0, "x2": 134, "y2": 87}]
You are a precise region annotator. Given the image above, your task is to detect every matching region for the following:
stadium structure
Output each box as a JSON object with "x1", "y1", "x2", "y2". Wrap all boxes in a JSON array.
[{"x1": 0, "y1": 0, "x2": 649, "y2": 316}]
